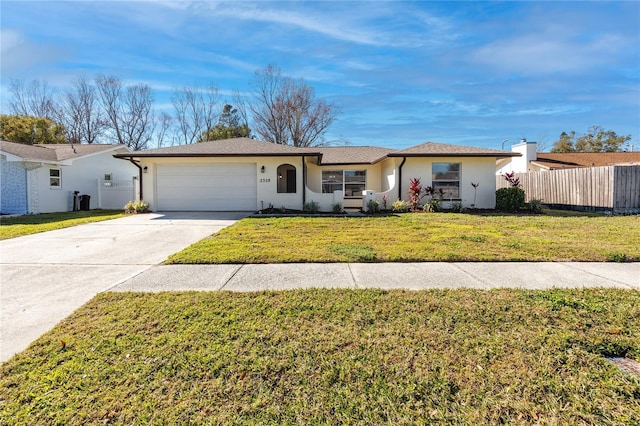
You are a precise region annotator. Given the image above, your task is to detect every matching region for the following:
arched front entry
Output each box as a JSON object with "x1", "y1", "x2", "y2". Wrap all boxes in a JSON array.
[{"x1": 277, "y1": 164, "x2": 297, "y2": 193}]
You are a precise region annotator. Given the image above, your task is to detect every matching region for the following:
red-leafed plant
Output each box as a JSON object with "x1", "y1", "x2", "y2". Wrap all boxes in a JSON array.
[
  {"x1": 503, "y1": 172, "x2": 520, "y2": 187},
  {"x1": 408, "y1": 178, "x2": 423, "y2": 211}
]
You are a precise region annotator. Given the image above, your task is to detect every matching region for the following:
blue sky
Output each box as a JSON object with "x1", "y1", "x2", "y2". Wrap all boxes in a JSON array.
[{"x1": 1, "y1": 1, "x2": 638, "y2": 150}]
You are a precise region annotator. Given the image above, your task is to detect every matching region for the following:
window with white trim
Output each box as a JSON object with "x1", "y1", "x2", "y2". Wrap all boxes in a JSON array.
[
  {"x1": 49, "y1": 168, "x2": 61, "y2": 188},
  {"x1": 432, "y1": 163, "x2": 460, "y2": 199},
  {"x1": 322, "y1": 170, "x2": 366, "y2": 198}
]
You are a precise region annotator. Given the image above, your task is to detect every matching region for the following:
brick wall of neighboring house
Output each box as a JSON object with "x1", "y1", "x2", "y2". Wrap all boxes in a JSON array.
[
  {"x1": 27, "y1": 165, "x2": 41, "y2": 214},
  {"x1": 1, "y1": 154, "x2": 28, "y2": 214}
]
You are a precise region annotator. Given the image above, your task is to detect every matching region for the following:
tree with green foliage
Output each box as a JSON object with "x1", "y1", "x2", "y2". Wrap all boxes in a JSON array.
[
  {"x1": 0, "y1": 114, "x2": 66, "y2": 145},
  {"x1": 551, "y1": 126, "x2": 631, "y2": 152},
  {"x1": 199, "y1": 104, "x2": 251, "y2": 142}
]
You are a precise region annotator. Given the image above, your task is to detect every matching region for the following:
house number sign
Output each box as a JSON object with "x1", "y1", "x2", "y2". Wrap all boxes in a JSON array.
[{"x1": 259, "y1": 178, "x2": 271, "y2": 183}]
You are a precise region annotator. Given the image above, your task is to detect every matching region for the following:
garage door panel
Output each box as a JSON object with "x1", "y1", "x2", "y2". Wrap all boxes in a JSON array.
[{"x1": 156, "y1": 163, "x2": 257, "y2": 211}]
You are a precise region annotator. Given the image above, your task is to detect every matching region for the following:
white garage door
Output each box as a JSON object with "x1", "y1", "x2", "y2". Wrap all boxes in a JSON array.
[{"x1": 156, "y1": 163, "x2": 257, "y2": 211}]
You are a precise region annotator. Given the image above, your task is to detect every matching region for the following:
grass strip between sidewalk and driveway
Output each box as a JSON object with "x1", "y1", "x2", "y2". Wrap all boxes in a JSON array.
[
  {"x1": 0, "y1": 210, "x2": 125, "y2": 240},
  {"x1": 1, "y1": 289, "x2": 638, "y2": 424},
  {"x1": 166, "y1": 212, "x2": 640, "y2": 264}
]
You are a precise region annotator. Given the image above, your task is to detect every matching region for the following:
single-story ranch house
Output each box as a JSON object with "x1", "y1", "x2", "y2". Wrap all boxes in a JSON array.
[
  {"x1": 1, "y1": 140, "x2": 137, "y2": 214},
  {"x1": 115, "y1": 138, "x2": 519, "y2": 212}
]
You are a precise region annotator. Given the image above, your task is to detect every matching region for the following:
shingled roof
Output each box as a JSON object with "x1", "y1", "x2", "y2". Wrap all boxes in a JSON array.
[
  {"x1": 1, "y1": 140, "x2": 127, "y2": 162},
  {"x1": 116, "y1": 138, "x2": 321, "y2": 157},
  {"x1": 389, "y1": 141, "x2": 518, "y2": 158},
  {"x1": 311, "y1": 146, "x2": 394, "y2": 165},
  {"x1": 532, "y1": 152, "x2": 640, "y2": 170},
  {"x1": 116, "y1": 138, "x2": 516, "y2": 163}
]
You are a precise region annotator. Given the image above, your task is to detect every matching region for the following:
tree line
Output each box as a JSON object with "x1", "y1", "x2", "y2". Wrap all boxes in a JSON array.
[
  {"x1": 550, "y1": 125, "x2": 632, "y2": 153},
  {"x1": 0, "y1": 65, "x2": 339, "y2": 150}
]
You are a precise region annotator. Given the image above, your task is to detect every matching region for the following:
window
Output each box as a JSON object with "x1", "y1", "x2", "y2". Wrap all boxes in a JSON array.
[
  {"x1": 322, "y1": 170, "x2": 343, "y2": 194},
  {"x1": 49, "y1": 168, "x2": 61, "y2": 188},
  {"x1": 322, "y1": 170, "x2": 366, "y2": 198},
  {"x1": 277, "y1": 164, "x2": 296, "y2": 193},
  {"x1": 432, "y1": 163, "x2": 460, "y2": 199},
  {"x1": 104, "y1": 173, "x2": 112, "y2": 186},
  {"x1": 344, "y1": 170, "x2": 366, "y2": 198}
]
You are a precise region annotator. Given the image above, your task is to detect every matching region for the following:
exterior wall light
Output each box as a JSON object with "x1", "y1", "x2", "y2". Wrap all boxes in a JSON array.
[{"x1": 261, "y1": 165, "x2": 265, "y2": 173}]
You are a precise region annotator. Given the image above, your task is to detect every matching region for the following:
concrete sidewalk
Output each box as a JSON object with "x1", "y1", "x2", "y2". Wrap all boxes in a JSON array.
[{"x1": 111, "y1": 262, "x2": 640, "y2": 292}]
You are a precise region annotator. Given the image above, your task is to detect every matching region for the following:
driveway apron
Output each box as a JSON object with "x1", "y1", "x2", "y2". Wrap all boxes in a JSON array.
[{"x1": 0, "y1": 212, "x2": 246, "y2": 362}]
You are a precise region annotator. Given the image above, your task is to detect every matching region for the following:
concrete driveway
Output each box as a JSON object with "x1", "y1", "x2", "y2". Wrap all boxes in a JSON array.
[{"x1": 0, "y1": 211, "x2": 247, "y2": 362}]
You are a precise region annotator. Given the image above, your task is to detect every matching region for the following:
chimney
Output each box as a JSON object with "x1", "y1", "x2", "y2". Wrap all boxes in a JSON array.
[{"x1": 511, "y1": 139, "x2": 537, "y2": 173}]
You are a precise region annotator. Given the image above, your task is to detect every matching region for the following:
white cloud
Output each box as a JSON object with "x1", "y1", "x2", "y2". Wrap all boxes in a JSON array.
[
  {"x1": 469, "y1": 26, "x2": 629, "y2": 75},
  {"x1": 0, "y1": 29, "x2": 68, "y2": 75},
  {"x1": 173, "y1": 1, "x2": 455, "y2": 48}
]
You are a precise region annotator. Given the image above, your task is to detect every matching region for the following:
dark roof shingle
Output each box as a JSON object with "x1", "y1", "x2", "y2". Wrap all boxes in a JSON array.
[{"x1": 533, "y1": 152, "x2": 640, "y2": 169}]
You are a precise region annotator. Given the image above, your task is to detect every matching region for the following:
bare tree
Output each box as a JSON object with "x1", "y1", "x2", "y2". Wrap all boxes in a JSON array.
[
  {"x1": 8, "y1": 78, "x2": 59, "y2": 120},
  {"x1": 155, "y1": 111, "x2": 173, "y2": 148},
  {"x1": 96, "y1": 75, "x2": 155, "y2": 151},
  {"x1": 232, "y1": 89, "x2": 251, "y2": 132},
  {"x1": 171, "y1": 84, "x2": 219, "y2": 145},
  {"x1": 250, "y1": 65, "x2": 289, "y2": 145},
  {"x1": 59, "y1": 76, "x2": 104, "y2": 144},
  {"x1": 249, "y1": 64, "x2": 338, "y2": 147}
]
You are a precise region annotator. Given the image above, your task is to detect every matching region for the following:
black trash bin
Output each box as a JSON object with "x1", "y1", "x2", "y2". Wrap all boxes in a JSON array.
[{"x1": 79, "y1": 195, "x2": 91, "y2": 211}]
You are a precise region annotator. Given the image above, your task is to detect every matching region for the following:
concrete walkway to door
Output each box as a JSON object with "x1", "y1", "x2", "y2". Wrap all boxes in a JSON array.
[{"x1": 0, "y1": 212, "x2": 247, "y2": 362}]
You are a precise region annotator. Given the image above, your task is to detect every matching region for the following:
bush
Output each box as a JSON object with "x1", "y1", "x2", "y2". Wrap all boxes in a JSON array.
[
  {"x1": 391, "y1": 199, "x2": 409, "y2": 213},
  {"x1": 332, "y1": 203, "x2": 343, "y2": 213},
  {"x1": 495, "y1": 187, "x2": 525, "y2": 212},
  {"x1": 366, "y1": 199, "x2": 380, "y2": 214},
  {"x1": 527, "y1": 199, "x2": 544, "y2": 214},
  {"x1": 449, "y1": 201, "x2": 463, "y2": 213},
  {"x1": 124, "y1": 200, "x2": 149, "y2": 214},
  {"x1": 423, "y1": 199, "x2": 441, "y2": 212},
  {"x1": 303, "y1": 200, "x2": 319, "y2": 213},
  {"x1": 606, "y1": 252, "x2": 628, "y2": 263}
]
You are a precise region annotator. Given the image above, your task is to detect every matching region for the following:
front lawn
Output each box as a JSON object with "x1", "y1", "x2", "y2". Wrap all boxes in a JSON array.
[
  {"x1": 0, "y1": 210, "x2": 125, "y2": 240},
  {"x1": 167, "y1": 212, "x2": 640, "y2": 263},
  {"x1": 1, "y1": 289, "x2": 638, "y2": 424}
]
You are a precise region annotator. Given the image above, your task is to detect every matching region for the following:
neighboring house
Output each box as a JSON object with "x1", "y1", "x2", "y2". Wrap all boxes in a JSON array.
[
  {"x1": 1, "y1": 140, "x2": 137, "y2": 214},
  {"x1": 496, "y1": 139, "x2": 640, "y2": 213},
  {"x1": 115, "y1": 137, "x2": 518, "y2": 212},
  {"x1": 497, "y1": 139, "x2": 640, "y2": 173}
]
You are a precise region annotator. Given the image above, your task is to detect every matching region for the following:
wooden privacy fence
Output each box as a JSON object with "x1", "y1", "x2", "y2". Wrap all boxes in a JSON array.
[{"x1": 496, "y1": 165, "x2": 640, "y2": 213}]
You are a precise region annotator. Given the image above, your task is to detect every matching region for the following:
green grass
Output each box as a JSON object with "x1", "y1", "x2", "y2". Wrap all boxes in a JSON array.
[
  {"x1": 0, "y1": 210, "x2": 125, "y2": 240},
  {"x1": 1, "y1": 289, "x2": 638, "y2": 424},
  {"x1": 167, "y1": 212, "x2": 640, "y2": 263}
]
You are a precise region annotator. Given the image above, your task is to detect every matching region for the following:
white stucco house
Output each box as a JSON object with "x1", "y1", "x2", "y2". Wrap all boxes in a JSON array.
[
  {"x1": 1, "y1": 140, "x2": 137, "y2": 214},
  {"x1": 115, "y1": 138, "x2": 518, "y2": 212}
]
